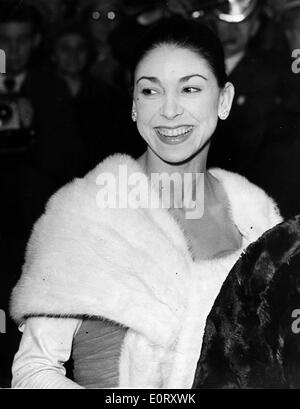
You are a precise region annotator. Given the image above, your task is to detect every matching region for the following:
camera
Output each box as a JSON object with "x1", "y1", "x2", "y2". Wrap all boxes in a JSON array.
[
  {"x1": 0, "y1": 94, "x2": 35, "y2": 154},
  {"x1": 0, "y1": 97, "x2": 21, "y2": 130}
]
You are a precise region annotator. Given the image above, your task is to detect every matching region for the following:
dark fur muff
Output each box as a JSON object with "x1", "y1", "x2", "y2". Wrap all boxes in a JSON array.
[{"x1": 193, "y1": 215, "x2": 300, "y2": 389}]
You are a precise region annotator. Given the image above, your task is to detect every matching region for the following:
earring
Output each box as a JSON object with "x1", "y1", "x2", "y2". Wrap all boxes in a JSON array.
[
  {"x1": 131, "y1": 110, "x2": 137, "y2": 122},
  {"x1": 219, "y1": 111, "x2": 228, "y2": 120}
]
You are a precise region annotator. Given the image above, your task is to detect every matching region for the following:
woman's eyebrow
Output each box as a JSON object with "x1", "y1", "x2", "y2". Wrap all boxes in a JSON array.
[
  {"x1": 179, "y1": 74, "x2": 208, "y2": 82},
  {"x1": 136, "y1": 76, "x2": 161, "y2": 85},
  {"x1": 135, "y1": 73, "x2": 207, "y2": 86}
]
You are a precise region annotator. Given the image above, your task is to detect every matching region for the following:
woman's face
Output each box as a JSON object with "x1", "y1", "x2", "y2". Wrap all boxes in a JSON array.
[{"x1": 133, "y1": 44, "x2": 232, "y2": 164}]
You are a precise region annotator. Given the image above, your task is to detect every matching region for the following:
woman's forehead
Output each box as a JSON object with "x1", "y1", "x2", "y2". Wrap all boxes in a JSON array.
[{"x1": 135, "y1": 44, "x2": 214, "y2": 80}]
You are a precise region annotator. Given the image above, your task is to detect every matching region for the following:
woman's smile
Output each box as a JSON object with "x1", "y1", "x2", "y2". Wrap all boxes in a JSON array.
[{"x1": 155, "y1": 125, "x2": 194, "y2": 145}]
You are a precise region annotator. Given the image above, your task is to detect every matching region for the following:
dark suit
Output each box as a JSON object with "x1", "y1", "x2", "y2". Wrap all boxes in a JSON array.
[
  {"x1": 208, "y1": 47, "x2": 283, "y2": 179},
  {"x1": 250, "y1": 70, "x2": 300, "y2": 218}
]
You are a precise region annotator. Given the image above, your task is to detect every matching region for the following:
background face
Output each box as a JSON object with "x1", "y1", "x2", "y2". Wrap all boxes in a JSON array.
[
  {"x1": 0, "y1": 22, "x2": 35, "y2": 74},
  {"x1": 215, "y1": 17, "x2": 257, "y2": 58},
  {"x1": 86, "y1": 0, "x2": 121, "y2": 49},
  {"x1": 133, "y1": 45, "x2": 221, "y2": 164},
  {"x1": 284, "y1": 10, "x2": 300, "y2": 51},
  {"x1": 54, "y1": 34, "x2": 88, "y2": 76}
]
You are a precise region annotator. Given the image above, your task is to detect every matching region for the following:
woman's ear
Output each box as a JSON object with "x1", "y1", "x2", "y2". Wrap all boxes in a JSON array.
[{"x1": 218, "y1": 82, "x2": 235, "y2": 120}]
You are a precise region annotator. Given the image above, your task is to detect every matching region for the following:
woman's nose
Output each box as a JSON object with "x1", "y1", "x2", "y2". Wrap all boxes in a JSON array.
[{"x1": 160, "y1": 94, "x2": 183, "y2": 119}]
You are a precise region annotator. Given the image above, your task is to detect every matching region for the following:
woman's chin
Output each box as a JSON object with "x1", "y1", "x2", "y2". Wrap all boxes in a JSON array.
[
  {"x1": 151, "y1": 135, "x2": 212, "y2": 165},
  {"x1": 149, "y1": 142, "x2": 202, "y2": 165},
  {"x1": 154, "y1": 149, "x2": 194, "y2": 165}
]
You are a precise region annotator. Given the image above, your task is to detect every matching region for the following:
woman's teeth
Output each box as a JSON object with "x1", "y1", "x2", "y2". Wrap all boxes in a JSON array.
[{"x1": 156, "y1": 126, "x2": 193, "y2": 137}]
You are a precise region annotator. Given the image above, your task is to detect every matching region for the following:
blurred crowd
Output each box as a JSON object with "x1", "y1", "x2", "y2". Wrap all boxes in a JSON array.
[{"x1": 0, "y1": 0, "x2": 300, "y2": 387}]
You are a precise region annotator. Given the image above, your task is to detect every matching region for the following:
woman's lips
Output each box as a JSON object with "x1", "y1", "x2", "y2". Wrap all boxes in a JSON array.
[{"x1": 155, "y1": 125, "x2": 194, "y2": 145}]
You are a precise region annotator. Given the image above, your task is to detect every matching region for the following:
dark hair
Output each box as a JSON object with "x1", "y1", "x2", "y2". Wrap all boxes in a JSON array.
[
  {"x1": 0, "y1": 1, "x2": 42, "y2": 34},
  {"x1": 130, "y1": 17, "x2": 227, "y2": 88}
]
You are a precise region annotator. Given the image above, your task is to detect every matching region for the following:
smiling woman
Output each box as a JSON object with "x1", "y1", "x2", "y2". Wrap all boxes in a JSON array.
[
  {"x1": 133, "y1": 45, "x2": 232, "y2": 164},
  {"x1": 10, "y1": 17, "x2": 282, "y2": 389},
  {"x1": 131, "y1": 18, "x2": 234, "y2": 169}
]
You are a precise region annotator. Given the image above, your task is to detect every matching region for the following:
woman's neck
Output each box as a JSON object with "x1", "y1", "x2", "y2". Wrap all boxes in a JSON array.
[
  {"x1": 137, "y1": 145, "x2": 217, "y2": 212},
  {"x1": 139, "y1": 145, "x2": 209, "y2": 175}
]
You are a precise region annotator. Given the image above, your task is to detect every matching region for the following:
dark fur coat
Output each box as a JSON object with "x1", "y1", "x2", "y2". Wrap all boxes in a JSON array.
[{"x1": 193, "y1": 215, "x2": 300, "y2": 389}]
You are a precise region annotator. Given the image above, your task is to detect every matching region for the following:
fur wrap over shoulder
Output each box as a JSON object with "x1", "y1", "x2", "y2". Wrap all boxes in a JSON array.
[{"x1": 10, "y1": 154, "x2": 282, "y2": 388}]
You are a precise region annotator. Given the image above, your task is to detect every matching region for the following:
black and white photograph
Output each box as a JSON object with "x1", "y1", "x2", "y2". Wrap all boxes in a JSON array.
[{"x1": 0, "y1": 0, "x2": 300, "y2": 391}]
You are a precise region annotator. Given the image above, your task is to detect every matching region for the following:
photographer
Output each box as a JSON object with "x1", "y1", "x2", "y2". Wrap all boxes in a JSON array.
[
  {"x1": 0, "y1": 1, "x2": 55, "y2": 387},
  {"x1": 0, "y1": 0, "x2": 58, "y2": 226},
  {"x1": 0, "y1": 1, "x2": 42, "y2": 154}
]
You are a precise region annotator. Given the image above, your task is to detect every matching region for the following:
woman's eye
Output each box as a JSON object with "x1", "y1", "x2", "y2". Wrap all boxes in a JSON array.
[
  {"x1": 182, "y1": 87, "x2": 201, "y2": 93},
  {"x1": 141, "y1": 88, "x2": 158, "y2": 96}
]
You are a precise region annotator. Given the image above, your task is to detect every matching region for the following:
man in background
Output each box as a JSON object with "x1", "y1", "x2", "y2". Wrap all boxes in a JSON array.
[
  {"x1": 207, "y1": 0, "x2": 285, "y2": 180},
  {"x1": 0, "y1": 1, "x2": 41, "y2": 89},
  {"x1": 0, "y1": 0, "x2": 42, "y2": 154},
  {"x1": 251, "y1": 0, "x2": 300, "y2": 218},
  {"x1": 282, "y1": 0, "x2": 300, "y2": 51},
  {"x1": 0, "y1": 1, "x2": 52, "y2": 388}
]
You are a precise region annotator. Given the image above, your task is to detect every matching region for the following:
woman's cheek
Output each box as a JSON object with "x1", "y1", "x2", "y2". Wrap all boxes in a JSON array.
[{"x1": 137, "y1": 101, "x2": 157, "y2": 123}]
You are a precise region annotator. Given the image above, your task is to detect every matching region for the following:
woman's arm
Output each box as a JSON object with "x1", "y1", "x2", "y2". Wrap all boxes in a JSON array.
[{"x1": 12, "y1": 317, "x2": 85, "y2": 389}]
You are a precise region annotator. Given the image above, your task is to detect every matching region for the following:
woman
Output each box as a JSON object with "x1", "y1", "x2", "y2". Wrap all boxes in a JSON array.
[{"x1": 10, "y1": 17, "x2": 282, "y2": 388}]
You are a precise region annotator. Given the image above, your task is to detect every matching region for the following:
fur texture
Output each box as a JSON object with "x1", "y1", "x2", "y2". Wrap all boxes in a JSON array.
[
  {"x1": 193, "y1": 215, "x2": 300, "y2": 389},
  {"x1": 10, "y1": 154, "x2": 282, "y2": 388}
]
